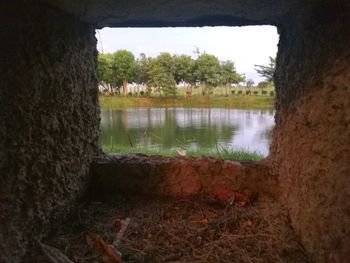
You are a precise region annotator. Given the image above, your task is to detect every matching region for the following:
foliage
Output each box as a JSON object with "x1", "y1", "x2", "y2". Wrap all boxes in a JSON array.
[
  {"x1": 257, "y1": 81, "x2": 274, "y2": 91},
  {"x1": 193, "y1": 54, "x2": 221, "y2": 95},
  {"x1": 112, "y1": 50, "x2": 137, "y2": 94},
  {"x1": 174, "y1": 55, "x2": 194, "y2": 84},
  {"x1": 147, "y1": 53, "x2": 176, "y2": 96},
  {"x1": 98, "y1": 54, "x2": 111, "y2": 84},
  {"x1": 97, "y1": 50, "x2": 137, "y2": 95},
  {"x1": 112, "y1": 50, "x2": 137, "y2": 83},
  {"x1": 97, "y1": 49, "x2": 274, "y2": 98},
  {"x1": 135, "y1": 53, "x2": 149, "y2": 85},
  {"x1": 98, "y1": 53, "x2": 114, "y2": 94},
  {"x1": 254, "y1": 56, "x2": 276, "y2": 82},
  {"x1": 257, "y1": 81, "x2": 269, "y2": 90},
  {"x1": 246, "y1": 79, "x2": 255, "y2": 88},
  {"x1": 220, "y1": 60, "x2": 242, "y2": 85}
]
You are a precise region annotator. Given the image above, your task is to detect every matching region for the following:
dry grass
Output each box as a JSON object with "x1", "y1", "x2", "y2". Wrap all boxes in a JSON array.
[{"x1": 40, "y1": 195, "x2": 309, "y2": 263}]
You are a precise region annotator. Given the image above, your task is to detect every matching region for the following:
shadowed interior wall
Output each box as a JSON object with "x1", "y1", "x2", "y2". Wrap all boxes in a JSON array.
[
  {"x1": 1, "y1": 0, "x2": 349, "y2": 262},
  {"x1": 270, "y1": 2, "x2": 350, "y2": 261},
  {"x1": 0, "y1": 4, "x2": 100, "y2": 261}
]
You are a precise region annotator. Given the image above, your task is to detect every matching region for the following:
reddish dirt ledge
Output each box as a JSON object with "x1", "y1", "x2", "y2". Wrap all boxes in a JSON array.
[
  {"x1": 91, "y1": 154, "x2": 277, "y2": 199},
  {"x1": 32, "y1": 155, "x2": 308, "y2": 263}
]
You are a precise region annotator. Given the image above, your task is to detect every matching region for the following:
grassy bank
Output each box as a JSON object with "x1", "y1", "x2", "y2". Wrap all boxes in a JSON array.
[
  {"x1": 100, "y1": 95, "x2": 274, "y2": 109},
  {"x1": 102, "y1": 145, "x2": 264, "y2": 161}
]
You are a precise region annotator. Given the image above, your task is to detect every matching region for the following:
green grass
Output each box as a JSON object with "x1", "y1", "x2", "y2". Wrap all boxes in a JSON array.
[
  {"x1": 101, "y1": 145, "x2": 264, "y2": 161},
  {"x1": 100, "y1": 95, "x2": 274, "y2": 110}
]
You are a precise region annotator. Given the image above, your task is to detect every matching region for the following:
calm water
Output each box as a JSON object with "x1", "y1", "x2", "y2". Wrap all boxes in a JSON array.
[{"x1": 100, "y1": 108, "x2": 275, "y2": 155}]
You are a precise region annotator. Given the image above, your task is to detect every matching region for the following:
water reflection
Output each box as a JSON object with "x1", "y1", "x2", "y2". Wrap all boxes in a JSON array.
[{"x1": 100, "y1": 108, "x2": 275, "y2": 155}]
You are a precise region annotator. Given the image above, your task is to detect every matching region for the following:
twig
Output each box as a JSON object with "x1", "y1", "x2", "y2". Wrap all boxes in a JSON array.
[
  {"x1": 113, "y1": 217, "x2": 131, "y2": 248},
  {"x1": 39, "y1": 242, "x2": 74, "y2": 263}
]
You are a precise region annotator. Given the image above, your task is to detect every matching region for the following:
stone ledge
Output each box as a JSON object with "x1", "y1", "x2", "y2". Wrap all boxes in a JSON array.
[{"x1": 91, "y1": 154, "x2": 276, "y2": 198}]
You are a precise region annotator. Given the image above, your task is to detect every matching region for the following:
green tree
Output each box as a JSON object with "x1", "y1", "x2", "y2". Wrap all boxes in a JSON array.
[
  {"x1": 98, "y1": 53, "x2": 114, "y2": 94},
  {"x1": 135, "y1": 53, "x2": 150, "y2": 95},
  {"x1": 135, "y1": 53, "x2": 149, "y2": 85},
  {"x1": 257, "y1": 81, "x2": 268, "y2": 90},
  {"x1": 111, "y1": 50, "x2": 137, "y2": 95},
  {"x1": 246, "y1": 79, "x2": 254, "y2": 88},
  {"x1": 254, "y1": 56, "x2": 276, "y2": 82},
  {"x1": 193, "y1": 54, "x2": 221, "y2": 96},
  {"x1": 220, "y1": 60, "x2": 242, "y2": 96},
  {"x1": 147, "y1": 53, "x2": 176, "y2": 96},
  {"x1": 174, "y1": 55, "x2": 194, "y2": 97}
]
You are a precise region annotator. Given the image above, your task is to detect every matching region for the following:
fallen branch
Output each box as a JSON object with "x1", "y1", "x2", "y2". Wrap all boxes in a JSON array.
[
  {"x1": 86, "y1": 233, "x2": 123, "y2": 263},
  {"x1": 39, "y1": 242, "x2": 74, "y2": 263},
  {"x1": 113, "y1": 217, "x2": 131, "y2": 248}
]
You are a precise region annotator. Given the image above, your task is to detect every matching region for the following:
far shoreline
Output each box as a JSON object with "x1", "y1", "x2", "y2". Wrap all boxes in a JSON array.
[{"x1": 99, "y1": 95, "x2": 275, "y2": 110}]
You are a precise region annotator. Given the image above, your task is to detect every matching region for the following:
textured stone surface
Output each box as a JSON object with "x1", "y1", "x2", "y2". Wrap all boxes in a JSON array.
[
  {"x1": 0, "y1": 3, "x2": 100, "y2": 262},
  {"x1": 270, "y1": 2, "x2": 350, "y2": 261},
  {"x1": 2, "y1": 0, "x2": 350, "y2": 262},
  {"x1": 91, "y1": 154, "x2": 275, "y2": 198},
  {"x1": 42, "y1": 0, "x2": 301, "y2": 28}
]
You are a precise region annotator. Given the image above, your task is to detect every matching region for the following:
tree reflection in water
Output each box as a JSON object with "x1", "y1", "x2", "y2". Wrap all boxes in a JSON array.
[{"x1": 100, "y1": 108, "x2": 275, "y2": 155}]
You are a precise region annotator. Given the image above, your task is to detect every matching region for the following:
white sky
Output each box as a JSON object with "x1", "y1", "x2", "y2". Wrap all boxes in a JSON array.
[{"x1": 96, "y1": 26, "x2": 279, "y2": 83}]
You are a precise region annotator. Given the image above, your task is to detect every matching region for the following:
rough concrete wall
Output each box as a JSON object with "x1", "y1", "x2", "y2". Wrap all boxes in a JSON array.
[
  {"x1": 42, "y1": 0, "x2": 301, "y2": 27},
  {"x1": 0, "y1": 3, "x2": 100, "y2": 262},
  {"x1": 270, "y1": 2, "x2": 350, "y2": 261},
  {"x1": 92, "y1": 154, "x2": 275, "y2": 199}
]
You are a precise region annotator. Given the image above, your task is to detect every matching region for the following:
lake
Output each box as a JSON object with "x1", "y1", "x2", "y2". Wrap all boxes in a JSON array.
[{"x1": 100, "y1": 108, "x2": 275, "y2": 156}]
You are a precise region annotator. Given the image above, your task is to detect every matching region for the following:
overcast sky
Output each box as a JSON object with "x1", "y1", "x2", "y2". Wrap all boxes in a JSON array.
[{"x1": 96, "y1": 26, "x2": 279, "y2": 83}]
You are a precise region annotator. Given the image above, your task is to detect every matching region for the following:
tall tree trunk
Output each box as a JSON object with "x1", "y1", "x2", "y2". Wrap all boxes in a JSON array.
[
  {"x1": 123, "y1": 80, "x2": 128, "y2": 96},
  {"x1": 226, "y1": 82, "x2": 230, "y2": 96}
]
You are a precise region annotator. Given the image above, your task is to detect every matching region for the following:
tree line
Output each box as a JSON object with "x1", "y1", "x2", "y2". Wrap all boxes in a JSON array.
[{"x1": 98, "y1": 50, "x2": 275, "y2": 97}]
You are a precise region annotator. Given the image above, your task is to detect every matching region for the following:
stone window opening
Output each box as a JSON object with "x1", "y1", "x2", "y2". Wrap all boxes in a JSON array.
[
  {"x1": 2, "y1": 1, "x2": 349, "y2": 262},
  {"x1": 96, "y1": 26, "x2": 278, "y2": 159}
]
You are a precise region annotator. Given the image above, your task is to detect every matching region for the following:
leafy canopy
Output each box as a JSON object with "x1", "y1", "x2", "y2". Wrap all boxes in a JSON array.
[
  {"x1": 98, "y1": 53, "x2": 112, "y2": 85},
  {"x1": 220, "y1": 60, "x2": 243, "y2": 85},
  {"x1": 97, "y1": 49, "x2": 253, "y2": 96},
  {"x1": 147, "y1": 53, "x2": 176, "y2": 96},
  {"x1": 135, "y1": 53, "x2": 149, "y2": 84},
  {"x1": 173, "y1": 55, "x2": 194, "y2": 84},
  {"x1": 254, "y1": 56, "x2": 276, "y2": 82},
  {"x1": 193, "y1": 54, "x2": 221, "y2": 87},
  {"x1": 111, "y1": 50, "x2": 137, "y2": 84}
]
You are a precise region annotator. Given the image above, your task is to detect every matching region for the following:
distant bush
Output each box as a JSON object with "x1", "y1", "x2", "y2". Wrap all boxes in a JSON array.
[
  {"x1": 128, "y1": 92, "x2": 133, "y2": 96},
  {"x1": 261, "y1": 90, "x2": 268, "y2": 95},
  {"x1": 231, "y1": 90, "x2": 235, "y2": 95},
  {"x1": 253, "y1": 91, "x2": 259, "y2": 95},
  {"x1": 246, "y1": 90, "x2": 251, "y2": 95},
  {"x1": 140, "y1": 91, "x2": 145, "y2": 96},
  {"x1": 270, "y1": 91, "x2": 275, "y2": 96},
  {"x1": 237, "y1": 90, "x2": 243, "y2": 95}
]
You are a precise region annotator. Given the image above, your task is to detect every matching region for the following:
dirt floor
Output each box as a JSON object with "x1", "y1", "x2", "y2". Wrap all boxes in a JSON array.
[{"x1": 38, "y1": 195, "x2": 309, "y2": 263}]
